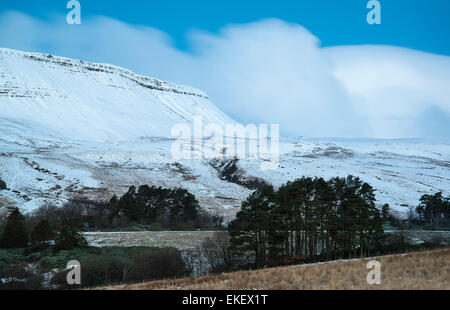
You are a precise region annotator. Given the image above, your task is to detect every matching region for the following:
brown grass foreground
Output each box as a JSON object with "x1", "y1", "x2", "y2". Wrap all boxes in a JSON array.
[{"x1": 100, "y1": 248, "x2": 450, "y2": 290}]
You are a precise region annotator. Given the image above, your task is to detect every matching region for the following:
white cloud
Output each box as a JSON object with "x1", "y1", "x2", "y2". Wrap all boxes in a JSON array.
[
  {"x1": 1, "y1": 11, "x2": 449, "y2": 139},
  {"x1": 325, "y1": 45, "x2": 450, "y2": 138}
]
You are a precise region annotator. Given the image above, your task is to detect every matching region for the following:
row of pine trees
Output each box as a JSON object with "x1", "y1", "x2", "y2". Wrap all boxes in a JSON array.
[
  {"x1": 228, "y1": 176, "x2": 385, "y2": 268},
  {"x1": 109, "y1": 185, "x2": 201, "y2": 226},
  {"x1": 1, "y1": 177, "x2": 448, "y2": 265},
  {"x1": 0, "y1": 208, "x2": 86, "y2": 251},
  {"x1": 416, "y1": 192, "x2": 450, "y2": 226}
]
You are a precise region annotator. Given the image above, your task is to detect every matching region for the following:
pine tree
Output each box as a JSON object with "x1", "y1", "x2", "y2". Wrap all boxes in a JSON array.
[
  {"x1": 117, "y1": 186, "x2": 142, "y2": 221},
  {"x1": 444, "y1": 196, "x2": 450, "y2": 220},
  {"x1": 108, "y1": 194, "x2": 119, "y2": 216},
  {"x1": 417, "y1": 192, "x2": 446, "y2": 227},
  {"x1": 0, "y1": 178, "x2": 6, "y2": 190},
  {"x1": 382, "y1": 204, "x2": 390, "y2": 220},
  {"x1": 228, "y1": 175, "x2": 385, "y2": 268},
  {"x1": 228, "y1": 184, "x2": 276, "y2": 268},
  {"x1": 31, "y1": 219, "x2": 54, "y2": 244},
  {"x1": 113, "y1": 185, "x2": 202, "y2": 228},
  {"x1": 0, "y1": 208, "x2": 28, "y2": 248},
  {"x1": 53, "y1": 228, "x2": 88, "y2": 252}
]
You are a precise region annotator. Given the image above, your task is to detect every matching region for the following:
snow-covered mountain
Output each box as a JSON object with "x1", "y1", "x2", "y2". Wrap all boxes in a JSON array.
[
  {"x1": 0, "y1": 48, "x2": 449, "y2": 218},
  {"x1": 0, "y1": 48, "x2": 233, "y2": 141}
]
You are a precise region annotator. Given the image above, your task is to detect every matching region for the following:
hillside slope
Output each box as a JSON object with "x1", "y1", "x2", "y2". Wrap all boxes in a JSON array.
[
  {"x1": 102, "y1": 248, "x2": 450, "y2": 290},
  {"x1": 0, "y1": 48, "x2": 449, "y2": 216},
  {"x1": 0, "y1": 48, "x2": 233, "y2": 141}
]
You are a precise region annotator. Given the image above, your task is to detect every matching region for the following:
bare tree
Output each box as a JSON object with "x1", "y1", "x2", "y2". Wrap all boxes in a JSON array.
[{"x1": 200, "y1": 231, "x2": 233, "y2": 273}]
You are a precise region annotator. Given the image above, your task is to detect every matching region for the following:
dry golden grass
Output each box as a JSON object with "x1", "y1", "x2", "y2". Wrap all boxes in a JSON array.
[{"x1": 101, "y1": 248, "x2": 450, "y2": 290}]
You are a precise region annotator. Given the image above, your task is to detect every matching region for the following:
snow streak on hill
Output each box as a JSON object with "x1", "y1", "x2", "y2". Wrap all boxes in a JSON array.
[{"x1": 0, "y1": 48, "x2": 449, "y2": 218}]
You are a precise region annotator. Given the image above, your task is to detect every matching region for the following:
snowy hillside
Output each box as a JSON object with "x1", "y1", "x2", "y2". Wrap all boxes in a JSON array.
[
  {"x1": 0, "y1": 48, "x2": 449, "y2": 218},
  {"x1": 0, "y1": 48, "x2": 233, "y2": 141}
]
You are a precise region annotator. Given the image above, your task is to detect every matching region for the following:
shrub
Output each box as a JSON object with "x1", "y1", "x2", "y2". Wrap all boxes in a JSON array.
[
  {"x1": 30, "y1": 200, "x2": 114, "y2": 232},
  {"x1": 53, "y1": 228, "x2": 88, "y2": 253},
  {"x1": 31, "y1": 220, "x2": 54, "y2": 244},
  {"x1": 51, "y1": 247, "x2": 185, "y2": 289},
  {"x1": 0, "y1": 264, "x2": 44, "y2": 290},
  {"x1": 0, "y1": 209, "x2": 28, "y2": 249}
]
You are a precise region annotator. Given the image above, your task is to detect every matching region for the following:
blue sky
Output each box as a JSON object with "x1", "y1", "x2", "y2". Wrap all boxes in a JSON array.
[
  {"x1": 0, "y1": 0, "x2": 449, "y2": 139},
  {"x1": 1, "y1": 0, "x2": 449, "y2": 55}
]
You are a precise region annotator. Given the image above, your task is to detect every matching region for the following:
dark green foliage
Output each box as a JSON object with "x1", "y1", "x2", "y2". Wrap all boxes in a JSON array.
[
  {"x1": 382, "y1": 204, "x2": 390, "y2": 220},
  {"x1": 115, "y1": 186, "x2": 141, "y2": 221},
  {"x1": 0, "y1": 179, "x2": 6, "y2": 190},
  {"x1": 0, "y1": 245, "x2": 185, "y2": 289},
  {"x1": 0, "y1": 264, "x2": 44, "y2": 290},
  {"x1": 29, "y1": 185, "x2": 215, "y2": 232},
  {"x1": 416, "y1": 192, "x2": 450, "y2": 228},
  {"x1": 53, "y1": 228, "x2": 88, "y2": 253},
  {"x1": 111, "y1": 185, "x2": 203, "y2": 229},
  {"x1": 50, "y1": 247, "x2": 185, "y2": 288},
  {"x1": 30, "y1": 199, "x2": 122, "y2": 232},
  {"x1": 228, "y1": 176, "x2": 385, "y2": 269},
  {"x1": 0, "y1": 208, "x2": 28, "y2": 249},
  {"x1": 228, "y1": 184, "x2": 276, "y2": 268},
  {"x1": 31, "y1": 220, "x2": 54, "y2": 244}
]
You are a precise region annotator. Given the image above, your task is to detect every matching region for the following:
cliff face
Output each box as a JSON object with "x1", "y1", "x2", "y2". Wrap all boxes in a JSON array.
[
  {"x1": 2, "y1": 50, "x2": 208, "y2": 98},
  {"x1": 0, "y1": 47, "x2": 231, "y2": 142}
]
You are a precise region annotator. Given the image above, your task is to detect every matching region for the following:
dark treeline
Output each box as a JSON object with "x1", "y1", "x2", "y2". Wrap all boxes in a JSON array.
[
  {"x1": 0, "y1": 185, "x2": 220, "y2": 251},
  {"x1": 109, "y1": 185, "x2": 223, "y2": 230},
  {"x1": 416, "y1": 192, "x2": 450, "y2": 228},
  {"x1": 50, "y1": 247, "x2": 185, "y2": 289},
  {"x1": 0, "y1": 207, "x2": 87, "y2": 254},
  {"x1": 228, "y1": 176, "x2": 385, "y2": 269},
  {"x1": 26, "y1": 185, "x2": 222, "y2": 232}
]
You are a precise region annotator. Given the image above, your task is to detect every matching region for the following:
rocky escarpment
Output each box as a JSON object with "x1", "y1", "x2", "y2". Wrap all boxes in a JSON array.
[{"x1": 0, "y1": 48, "x2": 207, "y2": 99}]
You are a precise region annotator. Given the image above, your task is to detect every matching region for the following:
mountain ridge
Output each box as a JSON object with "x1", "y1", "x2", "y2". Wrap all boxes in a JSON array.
[
  {"x1": 0, "y1": 47, "x2": 207, "y2": 98},
  {"x1": 0, "y1": 47, "x2": 232, "y2": 142}
]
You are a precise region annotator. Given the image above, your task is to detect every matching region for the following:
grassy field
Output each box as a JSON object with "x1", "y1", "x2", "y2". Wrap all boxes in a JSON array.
[
  {"x1": 83, "y1": 231, "x2": 216, "y2": 250},
  {"x1": 102, "y1": 248, "x2": 450, "y2": 290}
]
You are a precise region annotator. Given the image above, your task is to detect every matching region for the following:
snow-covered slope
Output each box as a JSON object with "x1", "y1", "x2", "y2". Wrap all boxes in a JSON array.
[
  {"x1": 0, "y1": 48, "x2": 246, "y2": 217},
  {"x1": 0, "y1": 48, "x2": 232, "y2": 141},
  {"x1": 0, "y1": 48, "x2": 449, "y2": 218}
]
